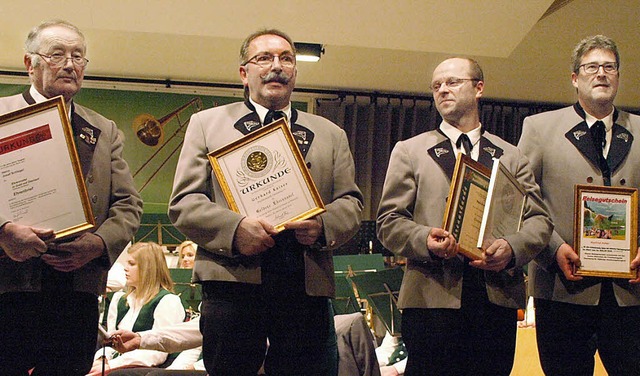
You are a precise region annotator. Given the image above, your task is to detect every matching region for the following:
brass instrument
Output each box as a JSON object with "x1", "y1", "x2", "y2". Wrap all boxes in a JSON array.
[
  {"x1": 132, "y1": 98, "x2": 203, "y2": 192},
  {"x1": 132, "y1": 98, "x2": 201, "y2": 147}
]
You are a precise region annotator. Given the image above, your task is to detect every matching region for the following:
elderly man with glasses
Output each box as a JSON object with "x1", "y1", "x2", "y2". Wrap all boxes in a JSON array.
[
  {"x1": 377, "y1": 57, "x2": 552, "y2": 375},
  {"x1": 0, "y1": 20, "x2": 142, "y2": 375},
  {"x1": 519, "y1": 35, "x2": 640, "y2": 376},
  {"x1": 168, "y1": 29, "x2": 363, "y2": 376}
]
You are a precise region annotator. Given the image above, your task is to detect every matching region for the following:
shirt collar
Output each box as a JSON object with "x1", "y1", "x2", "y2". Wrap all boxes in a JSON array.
[
  {"x1": 249, "y1": 98, "x2": 291, "y2": 125},
  {"x1": 439, "y1": 120, "x2": 482, "y2": 148},
  {"x1": 30, "y1": 85, "x2": 73, "y2": 120},
  {"x1": 584, "y1": 108, "x2": 614, "y2": 131}
]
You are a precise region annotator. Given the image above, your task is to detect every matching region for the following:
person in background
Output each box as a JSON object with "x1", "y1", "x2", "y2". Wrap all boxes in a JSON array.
[
  {"x1": 0, "y1": 20, "x2": 142, "y2": 376},
  {"x1": 87, "y1": 242, "x2": 185, "y2": 375},
  {"x1": 176, "y1": 240, "x2": 196, "y2": 269},
  {"x1": 376, "y1": 57, "x2": 552, "y2": 375},
  {"x1": 168, "y1": 28, "x2": 363, "y2": 376},
  {"x1": 518, "y1": 35, "x2": 640, "y2": 375}
]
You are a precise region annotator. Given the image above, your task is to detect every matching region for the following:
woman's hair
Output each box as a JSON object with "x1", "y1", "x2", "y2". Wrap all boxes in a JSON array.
[
  {"x1": 125, "y1": 242, "x2": 174, "y2": 305},
  {"x1": 176, "y1": 240, "x2": 196, "y2": 268}
]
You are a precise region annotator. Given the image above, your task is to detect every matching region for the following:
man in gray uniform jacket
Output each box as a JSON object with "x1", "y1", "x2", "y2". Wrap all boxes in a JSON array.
[
  {"x1": 377, "y1": 57, "x2": 552, "y2": 375},
  {"x1": 168, "y1": 29, "x2": 363, "y2": 376},
  {"x1": 518, "y1": 35, "x2": 640, "y2": 376},
  {"x1": 0, "y1": 20, "x2": 142, "y2": 376}
]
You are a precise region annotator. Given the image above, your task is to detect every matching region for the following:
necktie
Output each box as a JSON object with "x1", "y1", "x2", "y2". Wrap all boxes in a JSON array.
[
  {"x1": 591, "y1": 120, "x2": 606, "y2": 154},
  {"x1": 264, "y1": 110, "x2": 286, "y2": 125},
  {"x1": 590, "y1": 120, "x2": 611, "y2": 185},
  {"x1": 456, "y1": 133, "x2": 472, "y2": 155}
]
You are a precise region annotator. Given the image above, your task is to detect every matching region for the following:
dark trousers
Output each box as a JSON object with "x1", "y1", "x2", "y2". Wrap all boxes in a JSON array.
[
  {"x1": 0, "y1": 290, "x2": 98, "y2": 376},
  {"x1": 535, "y1": 281, "x2": 640, "y2": 376},
  {"x1": 401, "y1": 268, "x2": 517, "y2": 376},
  {"x1": 200, "y1": 276, "x2": 337, "y2": 376},
  {"x1": 110, "y1": 369, "x2": 207, "y2": 376}
]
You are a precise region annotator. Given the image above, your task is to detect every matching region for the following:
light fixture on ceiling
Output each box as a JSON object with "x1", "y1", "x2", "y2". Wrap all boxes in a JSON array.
[{"x1": 294, "y1": 42, "x2": 325, "y2": 62}]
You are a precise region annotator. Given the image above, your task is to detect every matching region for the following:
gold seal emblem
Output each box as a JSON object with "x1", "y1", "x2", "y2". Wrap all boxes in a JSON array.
[{"x1": 247, "y1": 151, "x2": 268, "y2": 172}]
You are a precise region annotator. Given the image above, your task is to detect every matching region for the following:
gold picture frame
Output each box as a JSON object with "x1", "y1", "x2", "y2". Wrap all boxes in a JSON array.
[
  {"x1": 208, "y1": 118, "x2": 325, "y2": 232},
  {"x1": 0, "y1": 96, "x2": 94, "y2": 240},
  {"x1": 442, "y1": 154, "x2": 491, "y2": 260},
  {"x1": 573, "y1": 184, "x2": 638, "y2": 278}
]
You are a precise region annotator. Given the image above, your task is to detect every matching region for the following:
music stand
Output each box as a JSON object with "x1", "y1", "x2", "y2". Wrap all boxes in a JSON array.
[
  {"x1": 349, "y1": 268, "x2": 403, "y2": 336},
  {"x1": 333, "y1": 275, "x2": 361, "y2": 314},
  {"x1": 170, "y1": 268, "x2": 202, "y2": 313},
  {"x1": 333, "y1": 254, "x2": 385, "y2": 275}
]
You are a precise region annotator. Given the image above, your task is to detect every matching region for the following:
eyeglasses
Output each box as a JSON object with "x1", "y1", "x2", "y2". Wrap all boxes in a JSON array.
[
  {"x1": 33, "y1": 52, "x2": 89, "y2": 68},
  {"x1": 430, "y1": 77, "x2": 480, "y2": 92},
  {"x1": 242, "y1": 52, "x2": 296, "y2": 69},
  {"x1": 579, "y1": 62, "x2": 618, "y2": 74}
]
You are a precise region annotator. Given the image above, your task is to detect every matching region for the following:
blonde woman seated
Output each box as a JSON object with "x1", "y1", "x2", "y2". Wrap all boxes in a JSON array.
[
  {"x1": 88, "y1": 242, "x2": 185, "y2": 375},
  {"x1": 176, "y1": 240, "x2": 197, "y2": 269}
]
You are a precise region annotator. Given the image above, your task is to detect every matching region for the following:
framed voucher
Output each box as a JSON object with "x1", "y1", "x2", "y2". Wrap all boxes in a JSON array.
[
  {"x1": 442, "y1": 154, "x2": 491, "y2": 260},
  {"x1": 208, "y1": 118, "x2": 325, "y2": 232},
  {"x1": 0, "y1": 96, "x2": 94, "y2": 240},
  {"x1": 477, "y1": 159, "x2": 527, "y2": 250},
  {"x1": 573, "y1": 184, "x2": 638, "y2": 278}
]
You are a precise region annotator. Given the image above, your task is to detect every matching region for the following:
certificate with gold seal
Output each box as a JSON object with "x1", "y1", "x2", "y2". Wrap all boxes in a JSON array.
[
  {"x1": 208, "y1": 118, "x2": 325, "y2": 231},
  {"x1": 0, "y1": 96, "x2": 95, "y2": 240}
]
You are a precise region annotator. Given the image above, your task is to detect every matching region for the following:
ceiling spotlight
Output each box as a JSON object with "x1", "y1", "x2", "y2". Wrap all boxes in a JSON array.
[{"x1": 294, "y1": 42, "x2": 325, "y2": 62}]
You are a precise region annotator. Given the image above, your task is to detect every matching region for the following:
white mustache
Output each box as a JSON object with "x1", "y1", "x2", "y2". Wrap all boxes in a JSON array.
[{"x1": 261, "y1": 71, "x2": 291, "y2": 85}]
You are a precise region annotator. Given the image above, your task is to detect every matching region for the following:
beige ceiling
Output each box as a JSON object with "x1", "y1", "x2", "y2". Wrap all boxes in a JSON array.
[{"x1": 0, "y1": 0, "x2": 639, "y2": 107}]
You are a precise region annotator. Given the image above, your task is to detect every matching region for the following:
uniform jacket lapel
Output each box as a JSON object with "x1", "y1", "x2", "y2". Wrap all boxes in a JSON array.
[
  {"x1": 608, "y1": 123, "x2": 633, "y2": 173},
  {"x1": 290, "y1": 109, "x2": 314, "y2": 159},
  {"x1": 234, "y1": 102, "x2": 315, "y2": 158},
  {"x1": 477, "y1": 136, "x2": 503, "y2": 168},
  {"x1": 564, "y1": 121, "x2": 602, "y2": 170},
  {"x1": 71, "y1": 104, "x2": 100, "y2": 178},
  {"x1": 427, "y1": 130, "x2": 504, "y2": 179},
  {"x1": 427, "y1": 130, "x2": 456, "y2": 179}
]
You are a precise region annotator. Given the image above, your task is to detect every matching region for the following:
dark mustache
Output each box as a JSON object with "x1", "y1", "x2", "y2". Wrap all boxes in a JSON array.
[{"x1": 262, "y1": 71, "x2": 291, "y2": 85}]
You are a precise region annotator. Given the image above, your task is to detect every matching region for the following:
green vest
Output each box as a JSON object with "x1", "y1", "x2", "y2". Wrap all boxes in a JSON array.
[{"x1": 116, "y1": 289, "x2": 173, "y2": 332}]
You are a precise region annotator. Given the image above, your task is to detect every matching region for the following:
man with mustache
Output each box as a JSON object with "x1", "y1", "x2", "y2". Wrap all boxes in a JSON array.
[
  {"x1": 169, "y1": 29, "x2": 363, "y2": 376},
  {"x1": 519, "y1": 35, "x2": 640, "y2": 375},
  {"x1": 0, "y1": 20, "x2": 142, "y2": 375}
]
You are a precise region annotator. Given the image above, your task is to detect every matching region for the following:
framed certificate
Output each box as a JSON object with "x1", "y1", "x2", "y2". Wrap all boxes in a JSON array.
[
  {"x1": 442, "y1": 154, "x2": 491, "y2": 259},
  {"x1": 573, "y1": 184, "x2": 638, "y2": 278},
  {"x1": 208, "y1": 118, "x2": 325, "y2": 231},
  {"x1": 477, "y1": 159, "x2": 527, "y2": 249},
  {"x1": 0, "y1": 96, "x2": 94, "y2": 240}
]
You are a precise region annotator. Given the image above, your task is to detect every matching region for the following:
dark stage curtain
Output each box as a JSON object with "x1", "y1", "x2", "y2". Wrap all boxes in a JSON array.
[{"x1": 315, "y1": 95, "x2": 564, "y2": 220}]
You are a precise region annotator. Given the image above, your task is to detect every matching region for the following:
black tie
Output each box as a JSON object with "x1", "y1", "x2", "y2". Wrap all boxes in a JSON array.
[
  {"x1": 590, "y1": 120, "x2": 611, "y2": 185},
  {"x1": 456, "y1": 133, "x2": 473, "y2": 155},
  {"x1": 264, "y1": 110, "x2": 286, "y2": 125},
  {"x1": 591, "y1": 120, "x2": 606, "y2": 154}
]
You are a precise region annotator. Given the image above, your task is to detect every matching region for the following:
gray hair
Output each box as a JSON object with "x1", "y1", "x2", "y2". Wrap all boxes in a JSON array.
[
  {"x1": 25, "y1": 20, "x2": 86, "y2": 67},
  {"x1": 571, "y1": 35, "x2": 619, "y2": 73},
  {"x1": 239, "y1": 29, "x2": 296, "y2": 65}
]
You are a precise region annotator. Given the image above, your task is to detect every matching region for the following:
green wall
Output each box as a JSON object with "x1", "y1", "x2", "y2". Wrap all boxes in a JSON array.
[{"x1": 0, "y1": 83, "x2": 307, "y2": 214}]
